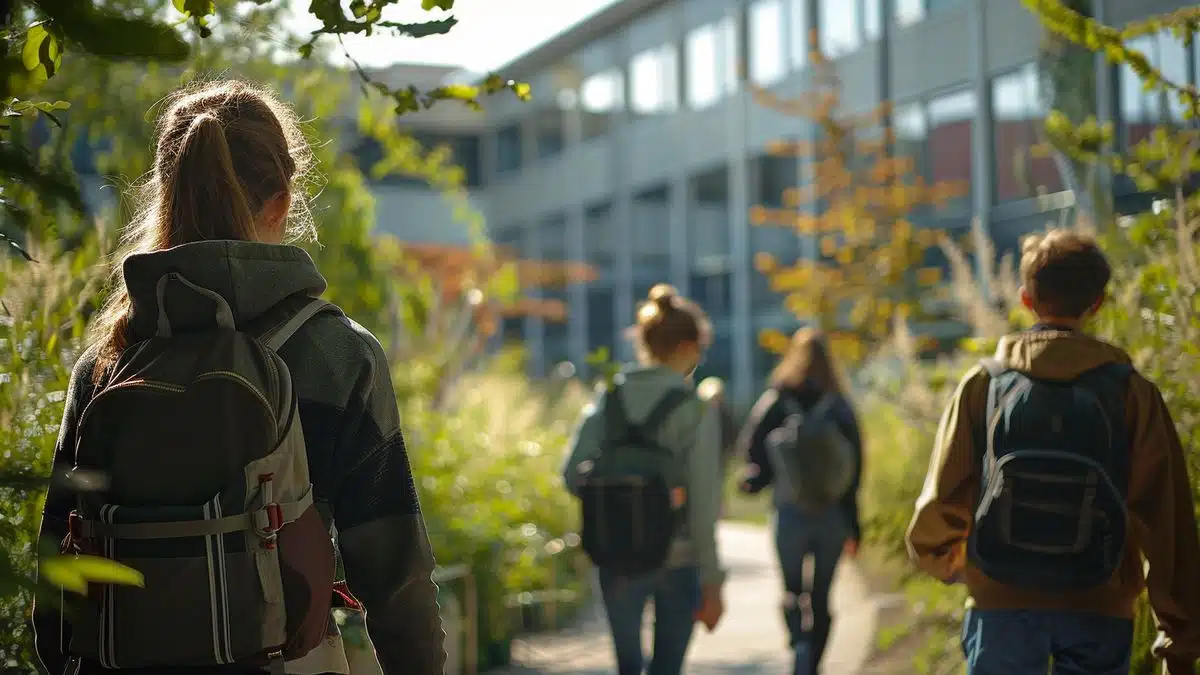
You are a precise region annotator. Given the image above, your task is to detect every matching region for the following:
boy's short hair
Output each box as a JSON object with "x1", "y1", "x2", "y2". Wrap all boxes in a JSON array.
[{"x1": 1019, "y1": 229, "x2": 1111, "y2": 318}]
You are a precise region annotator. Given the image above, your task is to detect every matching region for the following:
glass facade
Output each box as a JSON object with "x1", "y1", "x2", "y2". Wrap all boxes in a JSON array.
[
  {"x1": 580, "y1": 68, "x2": 623, "y2": 140},
  {"x1": 927, "y1": 87, "x2": 975, "y2": 213},
  {"x1": 895, "y1": 0, "x2": 925, "y2": 27},
  {"x1": 992, "y1": 63, "x2": 1064, "y2": 202},
  {"x1": 749, "y1": 0, "x2": 786, "y2": 85},
  {"x1": 1120, "y1": 30, "x2": 1190, "y2": 146},
  {"x1": 495, "y1": 124, "x2": 522, "y2": 173},
  {"x1": 685, "y1": 17, "x2": 738, "y2": 110},
  {"x1": 539, "y1": 213, "x2": 570, "y2": 370},
  {"x1": 630, "y1": 45, "x2": 679, "y2": 115},
  {"x1": 819, "y1": 0, "x2": 861, "y2": 57},
  {"x1": 790, "y1": 0, "x2": 810, "y2": 66}
]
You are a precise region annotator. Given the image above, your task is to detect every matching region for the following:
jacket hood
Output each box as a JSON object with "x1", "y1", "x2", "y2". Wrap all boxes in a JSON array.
[
  {"x1": 123, "y1": 240, "x2": 327, "y2": 338},
  {"x1": 992, "y1": 329, "x2": 1132, "y2": 381},
  {"x1": 613, "y1": 365, "x2": 694, "y2": 418}
]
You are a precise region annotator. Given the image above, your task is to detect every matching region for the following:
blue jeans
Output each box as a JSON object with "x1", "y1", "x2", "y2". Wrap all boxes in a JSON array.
[
  {"x1": 961, "y1": 609, "x2": 1134, "y2": 675},
  {"x1": 775, "y1": 504, "x2": 846, "y2": 675},
  {"x1": 598, "y1": 565, "x2": 699, "y2": 675}
]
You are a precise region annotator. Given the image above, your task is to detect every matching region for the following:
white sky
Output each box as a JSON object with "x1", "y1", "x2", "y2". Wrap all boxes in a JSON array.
[{"x1": 283, "y1": 0, "x2": 620, "y2": 72}]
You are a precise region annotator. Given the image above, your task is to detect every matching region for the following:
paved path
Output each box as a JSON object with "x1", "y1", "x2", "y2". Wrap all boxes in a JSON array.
[{"x1": 502, "y1": 522, "x2": 878, "y2": 675}]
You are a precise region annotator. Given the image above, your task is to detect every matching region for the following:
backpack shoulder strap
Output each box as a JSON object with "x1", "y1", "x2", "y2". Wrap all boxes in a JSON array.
[
  {"x1": 601, "y1": 381, "x2": 630, "y2": 442},
  {"x1": 260, "y1": 298, "x2": 343, "y2": 352},
  {"x1": 639, "y1": 388, "x2": 693, "y2": 437}
]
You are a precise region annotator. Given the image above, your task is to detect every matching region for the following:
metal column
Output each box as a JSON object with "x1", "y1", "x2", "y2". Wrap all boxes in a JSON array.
[
  {"x1": 969, "y1": 0, "x2": 994, "y2": 294},
  {"x1": 727, "y1": 0, "x2": 754, "y2": 405}
]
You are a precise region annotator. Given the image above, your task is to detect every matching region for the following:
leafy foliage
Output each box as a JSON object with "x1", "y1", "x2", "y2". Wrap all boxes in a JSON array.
[
  {"x1": 1, "y1": 0, "x2": 530, "y2": 230},
  {"x1": 749, "y1": 33, "x2": 968, "y2": 364},
  {"x1": 860, "y1": 5, "x2": 1200, "y2": 673},
  {"x1": 0, "y1": 12, "x2": 575, "y2": 671}
]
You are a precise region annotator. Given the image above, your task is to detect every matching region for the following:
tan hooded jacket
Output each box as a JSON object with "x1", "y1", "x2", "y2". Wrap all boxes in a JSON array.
[{"x1": 906, "y1": 329, "x2": 1200, "y2": 661}]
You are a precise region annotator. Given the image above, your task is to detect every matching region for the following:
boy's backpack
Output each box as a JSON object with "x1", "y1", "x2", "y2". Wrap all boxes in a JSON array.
[
  {"x1": 764, "y1": 390, "x2": 856, "y2": 512},
  {"x1": 575, "y1": 379, "x2": 692, "y2": 576},
  {"x1": 64, "y1": 274, "x2": 339, "y2": 673},
  {"x1": 967, "y1": 358, "x2": 1132, "y2": 591}
]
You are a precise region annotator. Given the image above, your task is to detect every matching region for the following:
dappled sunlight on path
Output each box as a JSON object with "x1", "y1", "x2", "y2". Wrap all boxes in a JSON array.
[{"x1": 502, "y1": 522, "x2": 878, "y2": 675}]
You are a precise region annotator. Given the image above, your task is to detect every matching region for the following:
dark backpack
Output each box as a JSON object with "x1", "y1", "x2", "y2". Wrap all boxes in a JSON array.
[
  {"x1": 64, "y1": 274, "x2": 339, "y2": 672},
  {"x1": 575, "y1": 381, "x2": 692, "y2": 576},
  {"x1": 967, "y1": 358, "x2": 1132, "y2": 591},
  {"x1": 764, "y1": 390, "x2": 856, "y2": 512}
]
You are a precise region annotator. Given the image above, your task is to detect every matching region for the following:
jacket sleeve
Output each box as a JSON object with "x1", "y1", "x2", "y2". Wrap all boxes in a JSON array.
[
  {"x1": 836, "y1": 397, "x2": 864, "y2": 543},
  {"x1": 32, "y1": 354, "x2": 97, "y2": 675},
  {"x1": 687, "y1": 401, "x2": 726, "y2": 587},
  {"x1": 736, "y1": 390, "x2": 782, "y2": 494},
  {"x1": 1125, "y1": 376, "x2": 1200, "y2": 663},
  {"x1": 905, "y1": 365, "x2": 986, "y2": 582},
  {"x1": 561, "y1": 393, "x2": 606, "y2": 497},
  {"x1": 332, "y1": 338, "x2": 445, "y2": 675}
]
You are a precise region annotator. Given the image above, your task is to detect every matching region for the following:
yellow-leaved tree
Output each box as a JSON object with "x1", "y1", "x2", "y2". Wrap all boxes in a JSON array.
[{"x1": 748, "y1": 33, "x2": 969, "y2": 363}]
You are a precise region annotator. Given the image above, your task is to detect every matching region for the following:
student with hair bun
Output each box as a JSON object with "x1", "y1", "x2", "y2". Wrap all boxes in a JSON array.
[{"x1": 563, "y1": 284, "x2": 726, "y2": 675}]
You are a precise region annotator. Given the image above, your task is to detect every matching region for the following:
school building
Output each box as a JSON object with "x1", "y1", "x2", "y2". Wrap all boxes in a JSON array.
[{"x1": 387, "y1": 0, "x2": 1192, "y2": 405}]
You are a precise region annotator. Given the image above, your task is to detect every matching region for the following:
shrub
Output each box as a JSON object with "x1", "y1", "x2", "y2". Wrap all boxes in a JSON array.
[{"x1": 0, "y1": 236, "x2": 107, "y2": 669}]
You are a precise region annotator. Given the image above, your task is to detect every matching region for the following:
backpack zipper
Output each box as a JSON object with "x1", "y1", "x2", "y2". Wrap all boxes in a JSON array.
[{"x1": 76, "y1": 374, "x2": 276, "y2": 448}]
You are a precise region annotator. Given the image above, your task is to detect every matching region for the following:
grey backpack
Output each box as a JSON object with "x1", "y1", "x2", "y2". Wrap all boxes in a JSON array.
[
  {"x1": 64, "y1": 274, "x2": 339, "y2": 673},
  {"x1": 765, "y1": 390, "x2": 856, "y2": 511}
]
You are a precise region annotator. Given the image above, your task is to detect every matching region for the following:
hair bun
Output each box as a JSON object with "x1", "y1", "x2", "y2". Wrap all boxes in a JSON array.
[{"x1": 648, "y1": 283, "x2": 678, "y2": 311}]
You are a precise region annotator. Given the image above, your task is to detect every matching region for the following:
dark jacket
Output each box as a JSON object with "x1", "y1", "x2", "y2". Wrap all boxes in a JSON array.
[
  {"x1": 737, "y1": 384, "x2": 864, "y2": 542},
  {"x1": 32, "y1": 241, "x2": 445, "y2": 675}
]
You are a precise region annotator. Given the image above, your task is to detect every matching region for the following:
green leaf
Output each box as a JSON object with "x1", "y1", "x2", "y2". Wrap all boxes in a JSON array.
[
  {"x1": 0, "y1": 142, "x2": 86, "y2": 214},
  {"x1": 40, "y1": 555, "x2": 145, "y2": 596},
  {"x1": 421, "y1": 0, "x2": 454, "y2": 10},
  {"x1": 379, "y1": 17, "x2": 458, "y2": 38},
  {"x1": 21, "y1": 25, "x2": 50, "y2": 71},
  {"x1": 37, "y1": 0, "x2": 190, "y2": 62}
]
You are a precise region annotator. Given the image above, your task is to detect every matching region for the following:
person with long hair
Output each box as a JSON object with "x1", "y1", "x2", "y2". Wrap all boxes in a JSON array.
[
  {"x1": 736, "y1": 328, "x2": 863, "y2": 675},
  {"x1": 563, "y1": 284, "x2": 725, "y2": 675},
  {"x1": 32, "y1": 80, "x2": 444, "y2": 675}
]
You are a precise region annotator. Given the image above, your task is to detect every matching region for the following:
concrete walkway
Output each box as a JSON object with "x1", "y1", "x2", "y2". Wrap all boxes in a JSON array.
[{"x1": 503, "y1": 522, "x2": 878, "y2": 675}]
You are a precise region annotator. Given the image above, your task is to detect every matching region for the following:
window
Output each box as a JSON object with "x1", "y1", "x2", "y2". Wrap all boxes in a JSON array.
[
  {"x1": 580, "y1": 69, "x2": 624, "y2": 140},
  {"x1": 927, "y1": 87, "x2": 975, "y2": 212},
  {"x1": 819, "y1": 0, "x2": 860, "y2": 57},
  {"x1": 927, "y1": 0, "x2": 965, "y2": 13},
  {"x1": 1120, "y1": 31, "x2": 1190, "y2": 146},
  {"x1": 632, "y1": 185, "x2": 672, "y2": 292},
  {"x1": 540, "y1": 213, "x2": 570, "y2": 372},
  {"x1": 686, "y1": 19, "x2": 738, "y2": 109},
  {"x1": 863, "y1": 0, "x2": 882, "y2": 40},
  {"x1": 992, "y1": 63, "x2": 1064, "y2": 202},
  {"x1": 630, "y1": 44, "x2": 679, "y2": 115},
  {"x1": 539, "y1": 212, "x2": 568, "y2": 262},
  {"x1": 584, "y1": 201, "x2": 615, "y2": 270},
  {"x1": 534, "y1": 107, "x2": 564, "y2": 159},
  {"x1": 749, "y1": 0, "x2": 786, "y2": 85},
  {"x1": 895, "y1": 0, "x2": 925, "y2": 27},
  {"x1": 495, "y1": 124, "x2": 522, "y2": 174},
  {"x1": 686, "y1": 24, "x2": 720, "y2": 109},
  {"x1": 893, "y1": 102, "x2": 928, "y2": 186},
  {"x1": 585, "y1": 285, "x2": 615, "y2": 357},
  {"x1": 790, "y1": 0, "x2": 810, "y2": 67}
]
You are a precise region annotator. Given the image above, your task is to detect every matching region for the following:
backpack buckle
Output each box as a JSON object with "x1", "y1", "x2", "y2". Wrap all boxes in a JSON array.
[{"x1": 257, "y1": 503, "x2": 283, "y2": 549}]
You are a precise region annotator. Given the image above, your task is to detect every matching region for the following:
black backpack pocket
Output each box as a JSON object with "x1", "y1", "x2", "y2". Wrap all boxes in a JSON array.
[
  {"x1": 578, "y1": 475, "x2": 677, "y2": 577},
  {"x1": 971, "y1": 450, "x2": 1126, "y2": 591}
]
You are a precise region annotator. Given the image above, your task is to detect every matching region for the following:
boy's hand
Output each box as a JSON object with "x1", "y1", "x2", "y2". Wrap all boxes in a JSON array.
[
  {"x1": 695, "y1": 584, "x2": 724, "y2": 632},
  {"x1": 843, "y1": 539, "x2": 859, "y2": 558}
]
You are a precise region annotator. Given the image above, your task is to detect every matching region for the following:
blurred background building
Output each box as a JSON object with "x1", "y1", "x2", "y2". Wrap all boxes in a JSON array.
[{"x1": 65, "y1": 0, "x2": 1197, "y2": 407}]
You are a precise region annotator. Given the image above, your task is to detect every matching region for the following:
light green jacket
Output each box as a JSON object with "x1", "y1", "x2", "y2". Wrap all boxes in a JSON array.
[{"x1": 562, "y1": 366, "x2": 726, "y2": 586}]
